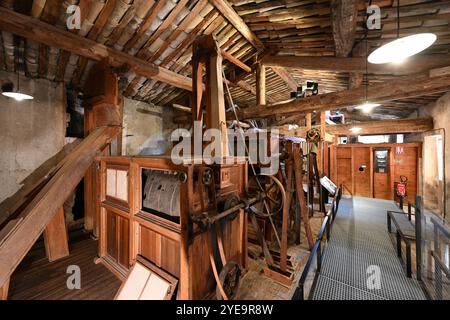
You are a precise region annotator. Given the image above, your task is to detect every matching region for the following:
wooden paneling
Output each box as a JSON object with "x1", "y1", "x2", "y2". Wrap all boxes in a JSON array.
[
  {"x1": 337, "y1": 147, "x2": 351, "y2": 159},
  {"x1": 332, "y1": 143, "x2": 420, "y2": 200},
  {"x1": 139, "y1": 225, "x2": 180, "y2": 278},
  {"x1": 106, "y1": 211, "x2": 117, "y2": 259},
  {"x1": 353, "y1": 147, "x2": 371, "y2": 197},
  {"x1": 105, "y1": 210, "x2": 130, "y2": 269},
  {"x1": 336, "y1": 158, "x2": 352, "y2": 194}
]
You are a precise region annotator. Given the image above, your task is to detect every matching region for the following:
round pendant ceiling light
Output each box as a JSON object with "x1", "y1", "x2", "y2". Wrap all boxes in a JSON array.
[
  {"x1": 2, "y1": 91, "x2": 34, "y2": 101},
  {"x1": 2, "y1": 82, "x2": 34, "y2": 101},
  {"x1": 368, "y1": 33, "x2": 437, "y2": 64},
  {"x1": 368, "y1": 0, "x2": 436, "y2": 65},
  {"x1": 1, "y1": 38, "x2": 34, "y2": 102}
]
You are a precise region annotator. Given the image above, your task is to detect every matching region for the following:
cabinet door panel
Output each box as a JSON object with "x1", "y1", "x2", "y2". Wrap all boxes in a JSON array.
[{"x1": 106, "y1": 211, "x2": 118, "y2": 260}]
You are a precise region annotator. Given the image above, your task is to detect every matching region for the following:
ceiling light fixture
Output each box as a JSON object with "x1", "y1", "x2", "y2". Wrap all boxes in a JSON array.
[
  {"x1": 355, "y1": 102, "x2": 381, "y2": 113},
  {"x1": 350, "y1": 126, "x2": 362, "y2": 134},
  {"x1": 368, "y1": 0, "x2": 436, "y2": 64},
  {"x1": 1, "y1": 38, "x2": 34, "y2": 102},
  {"x1": 355, "y1": 20, "x2": 380, "y2": 114}
]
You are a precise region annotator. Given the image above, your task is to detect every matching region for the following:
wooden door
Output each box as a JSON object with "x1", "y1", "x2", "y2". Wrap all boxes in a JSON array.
[
  {"x1": 373, "y1": 148, "x2": 391, "y2": 200},
  {"x1": 353, "y1": 147, "x2": 371, "y2": 197},
  {"x1": 336, "y1": 148, "x2": 352, "y2": 194}
]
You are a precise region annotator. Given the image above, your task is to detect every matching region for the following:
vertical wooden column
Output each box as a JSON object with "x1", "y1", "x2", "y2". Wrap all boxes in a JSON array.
[
  {"x1": 0, "y1": 278, "x2": 9, "y2": 300},
  {"x1": 256, "y1": 63, "x2": 266, "y2": 106},
  {"x1": 207, "y1": 46, "x2": 229, "y2": 158},
  {"x1": 83, "y1": 61, "x2": 121, "y2": 234},
  {"x1": 293, "y1": 145, "x2": 314, "y2": 249},
  {"x1": 43, "y1": 207, "x2": 69, "y2": 262},
  {"x1": 306, "y1": 113, "x2": 312, "y2": 130}
]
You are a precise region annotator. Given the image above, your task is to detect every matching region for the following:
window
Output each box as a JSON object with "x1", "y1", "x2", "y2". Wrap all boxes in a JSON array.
[{"x1": 106, "y1": 168, "x2": 129, "y2": 202}]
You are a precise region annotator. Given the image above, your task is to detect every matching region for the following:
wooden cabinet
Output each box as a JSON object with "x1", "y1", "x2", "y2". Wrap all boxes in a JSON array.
[{"x1": 97, "y1": 157, "x2": 248, "y2": 300}]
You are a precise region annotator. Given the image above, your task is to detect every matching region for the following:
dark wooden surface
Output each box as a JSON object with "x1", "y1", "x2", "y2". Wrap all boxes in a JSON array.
[{"x1": 8, "y1": 231, "x2": 120, "y2": 300}]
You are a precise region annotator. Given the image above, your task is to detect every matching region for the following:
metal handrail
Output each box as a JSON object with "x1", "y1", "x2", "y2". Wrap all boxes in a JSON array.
[
  {"x1": 292, "y1": 186, "x2": 342, "y2": 300},
  {"x1": 387, "y1": 210, "x2": 413, "y2": 277},
  {"x1": 430, "y1": 215, "x2": 450, "y2": 239},
  {"x1": 431, "y1": 251, "x2": 450, "y2": 281}
]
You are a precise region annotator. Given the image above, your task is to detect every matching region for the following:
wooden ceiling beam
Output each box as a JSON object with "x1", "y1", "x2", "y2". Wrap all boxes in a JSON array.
[
  {"x1": 331, "y1": 0, "x2": 358, "y2": 57},
  {"x1": 261, "y1": 54, "x2": 450, "y2": 75},
  {"x1": 271, "y1": 66, "x2": 298, "y2": 92},
  {"x1": 232, "y1": 74, "x2": 450, "y2": 120},
  {"x1": 208, "y1": 0, "x2": 264, "y2": 50},
  {"x1": 0, "y1": 7, "x2": 193, "y2": 91},
  {"x1": 278, "y1": 118, "x2": 433, "y2": 137}
]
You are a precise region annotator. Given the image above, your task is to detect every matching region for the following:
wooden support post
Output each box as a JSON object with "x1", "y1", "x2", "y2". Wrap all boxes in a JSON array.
[
  {"x1": 306, "y1": 113, "x2": 312, "y2": 130},
  {"x1": 256, "y1": 63, "x2": 266, "y2": 106},
  {"x1": 207, "y1": 45, "x2": 229, "y2": 158},
  {"x1": 293, "y1": 145, "x2": 315, "y2": 250},
  {"x1": 280, "y1": 159, "x2": 293, "y2": 272},
  {"x1": 43, "y1": 207, "x2": 69, "y2": 262},
  {"x1": 0, "y1": 278, "x2": 9, "y2": 300},
  {"x1": 320, "y1": 112, "x2": 326, "y2": 140}
]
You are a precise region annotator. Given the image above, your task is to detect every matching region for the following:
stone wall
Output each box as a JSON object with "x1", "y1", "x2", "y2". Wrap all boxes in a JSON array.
[
  {"x1": 122, "y1": 98, "x2": 177, "y2": 156},
  {"x1": 0, "y1": 71, "x2": 66, "y2": 203}
]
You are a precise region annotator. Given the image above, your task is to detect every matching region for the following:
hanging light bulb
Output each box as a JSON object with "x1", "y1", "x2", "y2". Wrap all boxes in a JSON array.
[
  {"x1": 350, "y1": 126, "x2": 362, "y2": 134},
  {"x1": 368, "y1": 0, "x2": 436, "y2": 64},
  {"x1": 355, "y1": 102, "x2": 381, "y2": 113}
]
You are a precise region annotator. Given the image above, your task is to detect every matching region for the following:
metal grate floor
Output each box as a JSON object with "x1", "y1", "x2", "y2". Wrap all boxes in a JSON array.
[{"x1": 312, "y1": 197, "x2": 426, "y2": 300}]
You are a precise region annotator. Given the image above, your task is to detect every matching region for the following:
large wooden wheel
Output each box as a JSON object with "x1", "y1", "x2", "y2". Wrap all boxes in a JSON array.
[{"x1": 246, "y1": 175, "x2": 286, "y2": 218}]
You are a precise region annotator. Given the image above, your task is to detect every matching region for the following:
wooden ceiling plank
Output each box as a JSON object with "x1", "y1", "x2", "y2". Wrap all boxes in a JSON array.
[
  {"x1": 271, "y1": 66, "x2": 298, "y2": 91},
  {"x1": 0, "y1": 7, "x2": 193, "y2": 91},
  {"x1": 208, "y1": 0, "x2": 264, "y2": 50}
]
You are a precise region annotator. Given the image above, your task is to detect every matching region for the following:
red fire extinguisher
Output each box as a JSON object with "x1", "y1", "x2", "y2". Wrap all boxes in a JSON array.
[{"x1": 396, "y1": 175, "x2": 408, "y2": 197}]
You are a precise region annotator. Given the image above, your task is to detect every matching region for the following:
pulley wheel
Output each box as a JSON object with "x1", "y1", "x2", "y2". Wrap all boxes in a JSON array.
[{"x1": 246, "y1": 175, "x2": 285, "y2": 218}]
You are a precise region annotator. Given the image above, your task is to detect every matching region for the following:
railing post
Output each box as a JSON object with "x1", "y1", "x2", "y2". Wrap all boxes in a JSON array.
[
  {"x1": 293, "y1": 285, "x2": 304, "y2": 300},
  {"x1": 408, "y1": 202, "x2": 412, "y2": 221},
  {"x1": 326, "y1": 218, "x2": 331, "y2": 241},
  {"x1": 317, "y1": 243, "x2": 322, "y2": 272},
  {"x1": 399, "y1": 195, "x2": 403, "y2": 211},
  {"x1": 387, "y1": 212, "x2": 392, "y2": 233},
  {"x1": 396, "y1": 231, "x2": 402, "y2": 258},
  {"x1": 415, "y1": 196, "x2": 422, "y2": 281},
  {"x1": 406, "y1": 241, "x2": 412, "y2": 278}
]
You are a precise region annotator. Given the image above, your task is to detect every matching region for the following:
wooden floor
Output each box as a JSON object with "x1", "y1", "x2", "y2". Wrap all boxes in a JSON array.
[
  {"x1": 8, "y1": 209, "x2": 325, "y2": 300},
  {"x1": 237, "y1": 210, "x2": 325, "y2": 300},
  {"x1": 8, "y1": 231, "x2": 121, "y2": 300}
]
